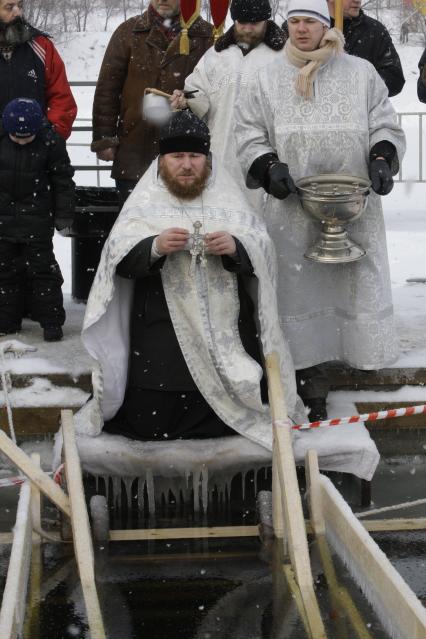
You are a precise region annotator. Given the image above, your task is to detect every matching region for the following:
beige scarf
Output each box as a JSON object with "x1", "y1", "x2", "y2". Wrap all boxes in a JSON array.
[{"x1": 284, "y1": 28, "x2": 345, "y2": 99}]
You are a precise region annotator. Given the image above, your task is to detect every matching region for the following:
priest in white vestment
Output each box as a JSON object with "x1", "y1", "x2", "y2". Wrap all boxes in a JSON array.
[
  {"x1": 78, "y1": 110, "x2": 303, "y2": 448},
  {"x1": 234, "y1": 0, "x2": 406, "y2": 421},
  {"x1": 171, "y1": 0, "x2": 285, "y2": 213}
]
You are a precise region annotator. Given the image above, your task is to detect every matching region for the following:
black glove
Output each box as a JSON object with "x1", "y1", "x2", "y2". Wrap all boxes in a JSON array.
[
  {"x1": 55, "y1": 218, "x2": 73, "y2": 232},
  {"x1": 266, "y1": 162, "x2": 297, "y2": 200},
  {"x1": 369, "y1": 159, "x2": 394, "y2": 195}
]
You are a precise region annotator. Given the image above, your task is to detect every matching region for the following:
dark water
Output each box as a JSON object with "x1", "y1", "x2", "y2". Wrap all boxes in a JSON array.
[{"x1": 0, "y1": 457, "x2": 425, "y2": 638}]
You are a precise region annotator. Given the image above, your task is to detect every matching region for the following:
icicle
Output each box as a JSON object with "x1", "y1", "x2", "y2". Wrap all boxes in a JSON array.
[
  {"x1": 214, "y1": 477, "x2": 225, "y2": 505},
  {"x1": 242, "y1": 471, "x2": 247, "y2": 502},
  {"x1": 102, "y1": 475, "x2": 110, "y2": 504},
  {"x1": 111, "y1": 476, "x2": 122, "y2": 510},
  {"x1": 123, "y1": 477, "x2": 133, "y2": 510},
  {"x1": 137, "y1": 475, "x2": 145, "y2": 512},
  {"x1": 193, "y1": 467, "x2": 202, "y2": 512},
  {"x1": 146, "y1": 468, "x2": 155, "y2": 514},
  {"x1": 254, "y1": 469, "x2": 258, "y2": 498},
  {"x1": 201, "y1": 467, "x2": 208, "y2": 513}
]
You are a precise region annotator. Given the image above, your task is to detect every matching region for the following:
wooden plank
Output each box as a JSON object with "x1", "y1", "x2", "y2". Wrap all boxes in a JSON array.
[
  {"x1": 0, "y1": 406, "x2": 81, "y2": 436},
  {"x1": 23, "y1": 456, "x2": 42, "y2": 638},
  {"x1": 320, "y1": 475, "x2": 426, "y2": 639},
  {"x1": 271, "y1": 541, "x2": 301, "y2": 636},
  {"x1": 305, "y1": 449, "x2": 325, "y2": 536},
  {"x1": 0, "y1": 519, "x2": 421, "y2": 548},
  {"x1": 23, "y1": 454, "x2": 42, "y2": 639},
  {"x1": 0, "y1": 430, "x2": 70, "y2": 517},
  {"x1": 61, "y1": 409, "x2": 106, "y2": 639},
  {"x1": 0, "y1": 531, "x2": 62, "y2": 545},
  {"x1": 109, "y1": 525, "x2": 259, "y2": 542},
  {"x1": 0, "y1": 481, "x2": 32, "y2": 638},
  {"x1": 266, "y1": 352, "x2": 327, "y2": 639},
  {"x1": 316, "y1": 536, "x2": 372, "y2": 639},
  {"x1": 306, "y1": 450, "x2": 372, "y2": 639},
  {"x1": 4, "y1": 373, "x2": 91, "y2": 391},
  {"x1": 363, "y1": 518, "x2": 426, "y2": 532},
  {"x1": 272, "y1": 445, "x2": 285, "y2": 539},
  {"x1": 282, "y1": 564, "x2": 314, "y2": 637}
]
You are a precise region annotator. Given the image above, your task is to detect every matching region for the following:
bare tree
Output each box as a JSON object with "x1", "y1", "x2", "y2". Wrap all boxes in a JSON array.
[
  {"x1": 68, "y1": 0, "x2": 91, "y2": 31},
  {"x1": 101, "y1": 0, "x2": 116, "y2": 30},
  {"x1": 138, "y1": 0, "x2": 150, "y2": 12},
  {"x1": 201, "y1": 0, "x2": 211, "y2": 22}
]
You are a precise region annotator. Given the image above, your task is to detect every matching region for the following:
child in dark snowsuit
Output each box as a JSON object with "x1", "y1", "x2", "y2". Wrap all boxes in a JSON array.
[{"x1": 0, "y1": 97, "x2": 75, "y2": 341}]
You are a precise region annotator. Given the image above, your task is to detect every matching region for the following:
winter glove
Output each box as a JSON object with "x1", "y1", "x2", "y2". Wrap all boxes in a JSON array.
[
  {"x1": 369, "y1": 159, "x2": 394, "y2": 196},
  {"x1": 266, "y1": 162, "x2": 297, "y2": 200}
]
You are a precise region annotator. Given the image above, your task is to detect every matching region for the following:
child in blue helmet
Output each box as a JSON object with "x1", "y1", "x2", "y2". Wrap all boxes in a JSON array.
[{"x1": 0, "y1": 97, "x2": 75, "y2": 341}]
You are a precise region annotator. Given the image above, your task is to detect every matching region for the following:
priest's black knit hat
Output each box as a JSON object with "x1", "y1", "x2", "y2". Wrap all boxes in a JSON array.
[
  {"x1": 159, "y1": 110, "x2": 210, "y2": 156},
  {"x1": 230, "y1": 0, "x2": 271, "y2": 22}
]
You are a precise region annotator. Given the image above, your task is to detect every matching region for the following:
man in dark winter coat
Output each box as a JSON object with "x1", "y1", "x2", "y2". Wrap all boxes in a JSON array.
[
  {"x1": 417, "y1": 48, "x2": 426, "y2": 103},
  {"x1": 282, "y1": 0, "x2": 405, "y2": 97},
  {"x1": 80, "y1": 111, "x2": 300, "y2": 443},
  {"x1": 0, "y1": 98, "x2": 75, "y2": 341},
  {"x1": 0, "y1": 0, "x2": 77, "y2": 139},
  {"x1": 326, "y1": 0, "x2": 404, "y2": 97},
  {"x1": 91, "y1": 0, "x2": 214, "y2": 210}
]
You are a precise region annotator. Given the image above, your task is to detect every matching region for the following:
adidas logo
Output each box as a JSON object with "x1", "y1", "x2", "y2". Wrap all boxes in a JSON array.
[{"x1": 27, "y1": 69, "x2": 37, "y2": 80}]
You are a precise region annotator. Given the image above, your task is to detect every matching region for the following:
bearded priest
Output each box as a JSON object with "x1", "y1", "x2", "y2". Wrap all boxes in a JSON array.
[{"x1": 77, "y1": 110, "x2": 303, "y2": 447}]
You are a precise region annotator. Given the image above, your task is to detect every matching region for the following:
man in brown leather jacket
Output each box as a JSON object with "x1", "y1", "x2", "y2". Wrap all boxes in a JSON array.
[{"x1": 91, "y1": 0, "x2": 213, "y2": 209}]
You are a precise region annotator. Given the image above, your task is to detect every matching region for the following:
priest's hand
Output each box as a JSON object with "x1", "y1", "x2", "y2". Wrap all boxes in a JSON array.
[
  {"x1": 205, "y1": 232, "x2": 237, "y2": 256},
  {"x1": 266, "y1": 163, "x2": 297, "y2": 199},
  {"x1": 369, "y1": 158, "x2": 394, "y2": 195},
  {"x1": 156, "y1": 228, "x2": 190, "y2": 255}
]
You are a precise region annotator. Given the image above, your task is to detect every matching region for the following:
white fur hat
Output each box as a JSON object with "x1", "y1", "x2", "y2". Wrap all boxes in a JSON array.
[{"x1": 287, "y1": 0, "x2": 330, "y2": 26}]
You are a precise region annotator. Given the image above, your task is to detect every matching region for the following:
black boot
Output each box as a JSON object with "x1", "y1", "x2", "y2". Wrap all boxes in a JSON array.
[{"x1": 43, "y1": 326, "x2": 63, "y2": 342}]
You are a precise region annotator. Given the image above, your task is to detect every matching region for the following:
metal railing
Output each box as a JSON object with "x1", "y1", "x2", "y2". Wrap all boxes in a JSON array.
[
  {"x1": 397, "y1": 112, "x2": 425, "y2": 183},
  {"x1": 68, "y1": 83, "x2": 426, "y2": 186}
]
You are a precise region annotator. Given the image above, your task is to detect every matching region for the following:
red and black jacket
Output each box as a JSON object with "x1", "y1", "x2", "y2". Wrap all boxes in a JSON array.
[{"x1": 0, "y1": 27, "x2": 77, "y2": 139}]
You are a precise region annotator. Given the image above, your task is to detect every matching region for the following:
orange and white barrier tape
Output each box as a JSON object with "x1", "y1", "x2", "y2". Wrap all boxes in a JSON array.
[
  {"x1": 0, "y1": 475, "x2": 25, "y2": 488},
  {"x1": 0, "y1": 471, "x2": 54, "y2": 488},
  {"x1": 293, "y1": 403, "x2": 426, "y2": 430}
]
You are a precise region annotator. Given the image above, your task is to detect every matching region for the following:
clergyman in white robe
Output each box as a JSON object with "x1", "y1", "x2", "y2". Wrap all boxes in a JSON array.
[
  {"x1": 234, "y1": 36, "x2": 405, "y2": 373},
  {"x1": 180, "y1": 20, "x2": 285, "y2": 213}
]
